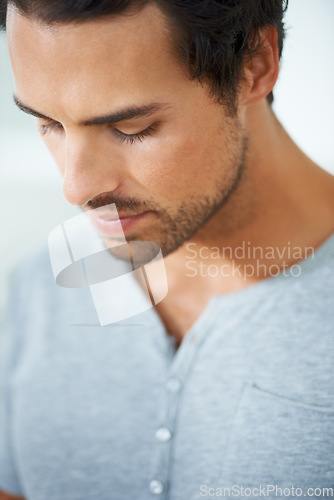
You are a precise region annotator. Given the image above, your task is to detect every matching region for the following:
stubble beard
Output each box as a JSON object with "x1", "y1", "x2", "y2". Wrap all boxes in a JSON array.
[
  {"x1": 99, "y1": 123, "x2": 248, "y2": 263},
  {"x1": 118, "y1": 131, "x2": 248, "y2": 260}
]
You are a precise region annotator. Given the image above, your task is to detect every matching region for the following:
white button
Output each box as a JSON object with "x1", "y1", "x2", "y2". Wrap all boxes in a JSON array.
[
  {"x1": 149, "y1": 479, "x2": 164, "y2": 495},
  {"x1": 166, "y1": 377, "x2": 181, "y2": 393},
  {"x1": 155, "y1": 427, "x2": 172, "y2": 442}
]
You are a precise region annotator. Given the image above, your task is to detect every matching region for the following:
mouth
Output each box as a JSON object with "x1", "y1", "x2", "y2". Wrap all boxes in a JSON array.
[{"x1": 88, "y1": 209, "x2": 152, "y2": 237}]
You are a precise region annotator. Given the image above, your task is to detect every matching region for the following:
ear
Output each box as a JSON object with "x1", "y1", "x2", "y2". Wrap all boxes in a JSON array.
[{"x1": 241, "y1": 26, "x2": 280, "y2": 107}]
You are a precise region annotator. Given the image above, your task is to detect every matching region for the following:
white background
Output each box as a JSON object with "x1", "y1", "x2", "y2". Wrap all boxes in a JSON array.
[{"x1": 0, "y1": 0, "x2": 334, "y2": 324}]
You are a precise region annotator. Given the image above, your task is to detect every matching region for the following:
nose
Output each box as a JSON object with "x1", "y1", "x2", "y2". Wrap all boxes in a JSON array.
[{"x1": 62, "y1": 131, "x2": 121, "y2": 206}]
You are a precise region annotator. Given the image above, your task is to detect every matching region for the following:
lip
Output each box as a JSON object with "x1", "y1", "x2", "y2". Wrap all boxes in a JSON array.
[{"x1": 88, "y1": 210, "x2": 151, "y2": 237}]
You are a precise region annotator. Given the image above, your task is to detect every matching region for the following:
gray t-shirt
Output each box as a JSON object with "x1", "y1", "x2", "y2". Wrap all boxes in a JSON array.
[{"x1": 0, "y1": 234, "x2": 334, "y2": 499}]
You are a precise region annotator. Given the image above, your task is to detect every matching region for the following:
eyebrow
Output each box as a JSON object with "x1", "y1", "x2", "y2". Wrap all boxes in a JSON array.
[{"x1": 13, "y1": 95, "x2": 171, "y2": 126}]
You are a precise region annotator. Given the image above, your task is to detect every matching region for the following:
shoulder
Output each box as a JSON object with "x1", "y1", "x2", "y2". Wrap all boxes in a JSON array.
[
  {"x1": 7, "y1": 242, "x2": 93, "y2": 329},
  {"x1": 8, "y1": 243, "x2": 55, "y2": 314}
]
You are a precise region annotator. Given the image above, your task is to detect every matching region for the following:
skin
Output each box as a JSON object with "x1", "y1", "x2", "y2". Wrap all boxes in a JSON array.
[
  {"x1": 5, "y1": 4, "x2": 334, "y2": 342},
  {"x1": 8, "y1": 2, "x2": 247, "y2": 259},
  {"x1": 2, "y1": 5, "x2": 334, "y2": 497}
]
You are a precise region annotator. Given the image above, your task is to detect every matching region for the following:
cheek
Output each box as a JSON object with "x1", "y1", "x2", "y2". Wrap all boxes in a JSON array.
[{"x1": 126, "y1": 124, "x2": 228, "y2": 199}]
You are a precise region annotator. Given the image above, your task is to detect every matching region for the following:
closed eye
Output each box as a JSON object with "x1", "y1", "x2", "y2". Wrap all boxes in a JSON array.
[
  {"x1": 38, "y1": 120, "x2": 64, "y2": 136},
  {"x1": 38, "y1": 120, "x2": 156, "y2": 145},
  {"x1": 112, "y1": 125, "x2": 156, "y2": 144}
]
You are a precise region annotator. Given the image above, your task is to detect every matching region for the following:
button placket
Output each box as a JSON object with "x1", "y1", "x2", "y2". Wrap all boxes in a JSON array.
[
  {"x1": 148, "y1": 335, "x2": 201, "y2": 497},
  {"x1": 148, "y1": 297, "x2": 223, "y2": 498}
]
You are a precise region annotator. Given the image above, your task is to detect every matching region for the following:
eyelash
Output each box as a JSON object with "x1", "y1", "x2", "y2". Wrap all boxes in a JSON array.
[
  {"x1": 112, "y1": 126, "x2": 155, "y2": 144},
  {"x1": 38, "y1": 122, "x2": 63, "y2": 136},
  {"x1": 38, "y1": 121, "x2": 155, "y2": 145}
]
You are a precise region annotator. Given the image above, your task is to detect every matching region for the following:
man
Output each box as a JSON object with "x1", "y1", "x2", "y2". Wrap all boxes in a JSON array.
[{"x1": 0, "y1": 0, "x2": 334, "y2": 498}]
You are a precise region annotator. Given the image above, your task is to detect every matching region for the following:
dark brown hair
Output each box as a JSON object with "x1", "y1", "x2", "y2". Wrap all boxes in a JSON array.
[{"x1": 0, "y1": 0, "x2": 288, "y2": 109}]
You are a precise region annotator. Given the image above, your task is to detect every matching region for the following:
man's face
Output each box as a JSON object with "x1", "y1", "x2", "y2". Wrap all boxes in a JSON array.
[{"x1": 7, "y1": 3, "x2": 247, "y2": 257}]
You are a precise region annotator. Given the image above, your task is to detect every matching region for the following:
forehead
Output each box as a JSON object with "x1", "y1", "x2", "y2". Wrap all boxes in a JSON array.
[{"x1": 6, "y1": 3, "x2": 185, "y2": 118}]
